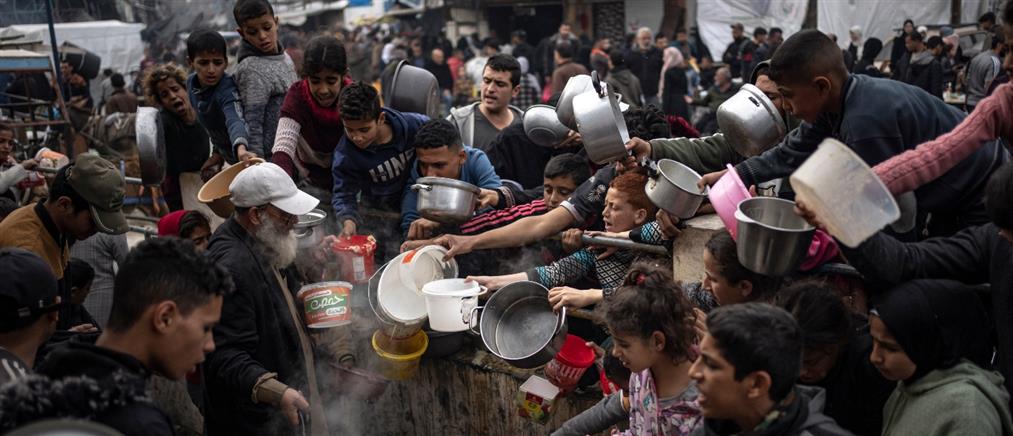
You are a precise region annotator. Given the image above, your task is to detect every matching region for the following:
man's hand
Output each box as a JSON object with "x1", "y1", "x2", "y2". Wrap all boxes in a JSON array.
[
  {"x1": 698, "y1": 169, "x2": 728, "y2": 192},
  {"x1": 431, "y1": 234, "x2": 475, "y2": 259},
  {"x1": 556, "y1": 130, "x2": 582, "y2": 149},
  {"x1": 656, "y1": 210, "x2": 682, "y2": 240},
  {"x1": 67, "y1": 323, "x2": 97, "y2": 333},
  {"x1": 683, "y1": 95, "x2": 694, "y2": 105},
  {"x1": 341, "y1": 219, "x2": 357, "y2": 237},
  {"x1": 20, "y1": 158, "x2": 38, "y2": 170},
  {"x1": 560, "y1": 228, "x2": 584, "y2": 253},
  {"x1": 477, "y1": 188, "x2": 500, "y2": 209},
  {"x1": 400, "y1": 238, "x2": 432, "y2": 252},
  {"x1": 548, "y1": 287, "x2": 601, "y2": 311},
  {"x1": 279, "y1": 388, "x2": 310, "y2": 427},
  {"x1": 237, "y1": 145, "x2": 257, "y2": 162},
  {"x1": 407, "y1": 218, "x2": 441, "y2": 240},
  {"x1": 625, "y1": 137, "x2": 653, "y2": 162},
  {"x1": 200, "y1": 154, "x2": 224, "y2": 182},
  {"x1": 692, "y1": 308, "x2": 707, "y2": 341},
  {"x1": 793, "y1": 199, "x2": 827, "y2": 232}
]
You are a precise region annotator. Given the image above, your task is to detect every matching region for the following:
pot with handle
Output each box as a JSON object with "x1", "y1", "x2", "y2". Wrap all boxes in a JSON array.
[
  {"x1": 475, "y1": 281, "x2": 568, "y2": 368},
  {"x1": 555, "y1": 74, "x2": 593, "y2": 130},
  {"x1": 644, "y1": 158, "x2": 709, "y2": 219},
  {"x1": 525, "y1": 104, "x2": 572, "y2": 147},
  {"x1": 422, "y1": 278, "x2": 488, "y2": 332},
  {"x1": 573, "y1": 71, "x2": 630, "y2": 164},
  {"x1": 735, "y1": 197, "x2": 816, "y2": 276},
  {"x1": 386, "y1": 60, "x2": 441, "y2": 118},
  {"x1": 716, "y1": 84, "x2": 786, "y2": 157},
  {"x1": 135, "y1": 106, "x2": 166, "y2": 186},
  {"x1": 294, "y1": 208, "x2": 327, "y2": 250},
  {"x1": 411, "y1": 176, "x2": 482, "y2": 224}
]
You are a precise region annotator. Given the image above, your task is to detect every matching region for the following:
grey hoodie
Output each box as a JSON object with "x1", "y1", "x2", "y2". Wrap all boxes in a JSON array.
[{"x1": 234, "y1": 40, "x2": 298, "y2": 158}]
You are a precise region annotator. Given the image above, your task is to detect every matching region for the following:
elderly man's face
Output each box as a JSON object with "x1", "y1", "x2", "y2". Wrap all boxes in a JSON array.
[
  {"x1": 637, "y1": 31, "x2": 652, "y2": 49},
  {"x1": 431, "y1": 48, "x2": 445, "y2": 64}
]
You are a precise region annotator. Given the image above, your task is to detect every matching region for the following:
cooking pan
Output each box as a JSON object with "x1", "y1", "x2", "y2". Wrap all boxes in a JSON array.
[
  {"x1": 135, "y1": 107, "x2": 166, "y2": 186},
  {"x1": 573, "y1": 71, "x2": 630, "y2": 164},
  {"x1": 716, "y1": 84, "x2": 786, "y2": 157},
  {"x1": 475, "y1": 281, "x2": 567, "y2": 368},
  {"x1": 556, "y1": 74, "x2": 592, "y2": 130},
  {"x1": 386, "y1": 60, "x2": 440, "y2": 118}
]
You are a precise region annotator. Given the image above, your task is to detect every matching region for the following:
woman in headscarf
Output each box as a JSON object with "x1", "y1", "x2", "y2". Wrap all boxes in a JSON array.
[
  {"x1": 870, "y1": 279, "x2": 1013, "y2": 436},
  {"x1": 659, "y1": 47, "x2": 690, "y2": 120}
]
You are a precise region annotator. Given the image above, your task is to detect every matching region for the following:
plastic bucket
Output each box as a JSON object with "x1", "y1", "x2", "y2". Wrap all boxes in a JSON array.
[
  {"x1": 421, "y1": 279, "x2": 485, "y2": 332},
  {"x1": 371, "y1": 329, "x2": 428, "y2": 380},
  {"x1": 331, "y1": 235, "x2": 377, "y2": 283},
  {"x1": 399, "y1": 245, "x2": 458, "y2": 295},
  {"x1": 543, "y1": 334, "x2": 595, "y2": 393},
  {"x1": 296, "y1": 282, "x2": 352, "y2": 328},
  {"x1": 709, "y1": 164, "x2": 751, "y2": 238},
  {"x1": 377, "y1": 252, "x2": 429, "y2": 324}
]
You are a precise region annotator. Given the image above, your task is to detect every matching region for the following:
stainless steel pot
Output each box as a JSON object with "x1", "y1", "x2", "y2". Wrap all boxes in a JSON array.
[
  {"x1": 574, "y1": 71, "x2": 630, "y2": 164},
  {"x1": 135, "y1": 107, "x2": 166, "y2": 186},
  {"x1": 386, "y1": 60, "x2": 440, "y2": 118},
  {"x1": 476, "y1": 281, "x2": 567, "y2": 369},
  {"x1": 524, "y1": 104, "x2": 571, "y2": 147},
  {"x1": 294, "y1": 208, "x2": 327, "y2": 250},
  {"x1": 735, "y1": 197, "x2": 815, "y2": 276},
  {"x1": 411, "y1": 177, "x2": 481, "y2": 224},
  {"x1": 716, "y1": 84, "x2": 786, "y2": 157},
  {"x1": 556, "y1": 74, "x2": 592, "y2": 130},
  {"x1": 645, "y1": 159, "x2": 708, "y2": 219},
  {"x1": 368, "y1": 262, "x2": 426, "y2": 337}
]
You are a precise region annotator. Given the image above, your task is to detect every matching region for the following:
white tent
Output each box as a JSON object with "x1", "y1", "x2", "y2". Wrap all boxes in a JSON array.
[{"x1": 3, "y1": 20, "x2": 145, "y2": 77}]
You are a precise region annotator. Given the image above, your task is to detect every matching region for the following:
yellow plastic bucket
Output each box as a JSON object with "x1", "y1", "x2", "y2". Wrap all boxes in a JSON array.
[{"x1": 372, "y1": 329, "x2": 428, "y2": 380}]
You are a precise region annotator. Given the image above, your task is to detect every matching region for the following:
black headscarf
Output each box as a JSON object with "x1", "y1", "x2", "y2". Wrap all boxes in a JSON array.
[
  {"x1": 871, "y1": 279, "x2": 992, "y2": 382},
  {"x1": 861, "y1": 38, "x2": 883, "y2": 62}
]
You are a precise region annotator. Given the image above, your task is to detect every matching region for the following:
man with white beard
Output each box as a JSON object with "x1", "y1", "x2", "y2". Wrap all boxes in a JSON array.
[{"x1": 202, "y1": 162, "x2": 331, "y2": 436}]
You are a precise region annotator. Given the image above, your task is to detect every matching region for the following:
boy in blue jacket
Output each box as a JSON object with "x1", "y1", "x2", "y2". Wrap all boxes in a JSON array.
[
  {"x1": 401, "y1": 119, "x2": 504, "y2": 240},
  {"x1": 185, "y1": 29, "x2": 252, "y2": 173},
  {"x1": 332, "y1": 82, "x2": 429, "y2": 237}
]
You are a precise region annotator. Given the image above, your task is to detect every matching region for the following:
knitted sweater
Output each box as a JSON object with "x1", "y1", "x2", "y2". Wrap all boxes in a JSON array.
[
  {"x1": 272, "y1": 77, "x2": 352, "y2": 190},
  {"x1": 234, "y1": 40, "x2": 298, "y2": 159},
  {"x1": 873, "y1": 83, "x2": 1013, "y2": 195}
]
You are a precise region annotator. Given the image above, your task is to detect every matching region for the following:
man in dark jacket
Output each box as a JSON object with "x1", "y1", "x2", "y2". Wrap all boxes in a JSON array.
[
  {"x1": 535, "y1": 23, "x2": 581, "y2": 83},
  {"x1": 606, "y1": 49, "x2": 645, "y2": 108},
  {"x1": 901, "y1": 32, "x2": 943, "y2": 98},
  {"x1": 627, "y1": 27, "x2": 664, "y2": 106},
  {"x1": 738, "y1": 27, "x2": 767, "y2": 81},
  {"x1": 0, "y1": 249, "x2": 60, "y2": 385},
  {"x1": 204, "y1": 162, "x2": 331, "y2": 436},
  {"x1": 722, "y1": 23, "x2": 749, "y2": 79}
]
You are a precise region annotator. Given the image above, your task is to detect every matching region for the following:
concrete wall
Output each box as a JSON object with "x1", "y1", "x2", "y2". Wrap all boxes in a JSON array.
[{"x1": 624, "y1": 0, "x2": 664, "y2": 34}]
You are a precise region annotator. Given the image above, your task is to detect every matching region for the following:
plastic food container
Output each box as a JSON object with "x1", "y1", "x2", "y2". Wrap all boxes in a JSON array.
[
  {"x1": 371, "y1": 329, "x2": 428, "y2": 380},
  {"x1": 708, "y1": 164, "x2": 751, "y2": 237},
  {"x1": 543, "y1": 334, "x2": 595, "y2": 394},
  {"x1": 421, "y1": 279, "x2": 486, "y2": 332},
  {"x1": 516, "y1": 375, "x2": 561, "y2": 425},
  {"x1": 296, "y1": 282, "x2": 352, "y2": 328},
  {"x1": 331, "y1": 235, "x2": 377, "y2": 283}
]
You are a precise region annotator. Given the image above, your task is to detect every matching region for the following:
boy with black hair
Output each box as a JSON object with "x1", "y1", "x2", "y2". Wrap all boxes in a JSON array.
[
  {"x1": 448, "y1": 53, "x2": 524, "y2": 151},
  {"x1": 702, "y1": 29, "x2": 1004, "y2": 237},
  {"x1": 332, "y1": 81, "x2": 429, "y2": 237},
  {"x1": 0, "y1": 248, "x2": 60, "y2": 384},
  {"x1": 689, "y1": 303, "x2": 852, "y2": 435},
  {"x1": 186, "y1": 29, "x2": 252, "y2": 167},
  {"x1": 402, "y1": 119, "x2": 503, "y2": 240},
  {"x1": 232, "y1": 0, "x2": 298, "y2": 160}
]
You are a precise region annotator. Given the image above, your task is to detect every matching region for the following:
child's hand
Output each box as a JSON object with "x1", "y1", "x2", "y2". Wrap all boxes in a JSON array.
[
  {"x1": 698, "y1": 168, "x2": 727, "y2": 191},
  {"x1": 466, "y1": 275, "x2": 512, "y2": 291},
  {"x1": 407, "y1": 218, "x2": 440, "y2": 240},
  {"x1": 560, "y1": 228, "x2": 584, "y2": 253},
  {"x1": 341, "y1": 219, "x2": 357, "y2": 237},
  {"x1": 237, "y1": 145, "x2": 257, "y2": 162},
  {"x1": 656, "y1": 210, "x2": 682, "y2": 239},
  {"x1": 477, "y1": 188, "x2": 499, "y2": 209},
  {"x1": 548, "y1": 287, "x2": 602, "y2": 311},
  {"x1": 793, "y1": 199, "x2": 827, "y2": 232}
]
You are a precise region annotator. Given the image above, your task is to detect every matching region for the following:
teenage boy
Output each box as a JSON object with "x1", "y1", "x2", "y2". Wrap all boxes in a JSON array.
[
  {"x1": 448, "y1": 53, "x2": 524, "y2": 151},
  {"x1": 689, "y1": 303, "x2": 852, "y2": 435},
  {"x1": 700, "y1": 30, "x2": 1004, "y2": 237},
  {"x1": 186, "y1": 29, "x2": 252, "y2": 169},
  {"x1": 232, "y1": 0, "x2": 298, "y2": 160},
  {"x1": 331, "y1": 81, "x2": 428, "y2": 237},
  {"x1": 33, "y1": 238, "x2": 232, "y2": 435},
  {"x1": 402, "y1": 119, "x2": 503, "y2": 240},
  {"x1": 0, "y1": 248, "x2": 60, "y2": 384}
]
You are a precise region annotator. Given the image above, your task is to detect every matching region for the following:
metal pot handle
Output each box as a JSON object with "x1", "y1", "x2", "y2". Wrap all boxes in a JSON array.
[
  {"x1": 410, "y1": 184, "x2": 433, "y2": 192},
  {"x1": 293, "y1": 228, "x2": 313, "y2": 238},
  {"x1": 590, "y1": 71, "x2": 604, "y2": 98},
  {"x1": 467, "y1": 305, "x2": 483, "y2": 335},
  {"x1": 555, "y1": 306, "x2": 567, "y2": 335}
]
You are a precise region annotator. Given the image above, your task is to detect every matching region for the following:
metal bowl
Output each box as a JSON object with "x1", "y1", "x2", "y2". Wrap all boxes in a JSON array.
[
  {"x1": 387, "y1": 60, "x2": 440, "y2": 118},
  {"x1": 716, "y1": 84, "x2": 786, "y2": 157},
  {"x1": 411, "y1": 177, "x2": 481, "y2": 224},
  {"x1": 135, "y1": 106, "x2": 166, "y2": 186},
  {"x1": 645, "y1": 159, "x2": 709, "y2": 219},
  {"x1": 294, "y1": 208, "x2": 327, "y2": 250},
  {"x1": 523, "y1": 104, "x2": 571, "y2": 147},
  {"x1": 479, "y1": 281, "x2": 567, "y2": 369},
  {"x1": 555, "y1": 74, "x2": 592, "y2": 130},
  {"x1": 735, "y1": 197, "x2": 815, "y2": 276}
]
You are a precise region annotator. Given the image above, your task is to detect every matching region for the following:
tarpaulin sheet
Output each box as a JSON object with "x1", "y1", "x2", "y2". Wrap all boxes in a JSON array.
[
  {"x1": 818, "y1": 0, "x2": 988, "y2": 50},
  {"x1": 696, "y1": 0, "x2": 808, "y2": 64},
  {"x1": 3, "y1": 20, "x2": 145, "y2": 77}
]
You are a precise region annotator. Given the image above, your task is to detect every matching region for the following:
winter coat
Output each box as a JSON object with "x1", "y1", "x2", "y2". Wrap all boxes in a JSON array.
[
  {"x1": 233, "y1": 39, "x2": 299, "y2": 159},
  {"x1": 662, "y1": 66, "x2": 691, "y2": 119},
  {"x1": 485, "y1": 120, "x2": 583, "y2": 190},
  {"x1": 187, "y1": 73, "x2": 249, "y2": 164},
  {"x1": 606, "y1": 68, "x2": 645, "y2": 109},
  {"x1": 903, "y1": 50, "x2": 944, "y2": 98},
  {"x1": 331, "y1": 108, "x2": 429, "y2": 224},
  {"x1": 626, "y1": 46, "x2": 664, "y2": 97},
  {"x1": 882, "y1": 360, "x2": 1013, "y2": 436},
  {"x1": 692, "y1": 385, "x2": 854, "y2": 436}
]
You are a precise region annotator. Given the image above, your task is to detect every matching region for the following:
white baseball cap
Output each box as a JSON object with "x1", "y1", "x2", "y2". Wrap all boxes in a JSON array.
[{"x1": 228, "y1": 162, "x2": 319, "y2": 215}]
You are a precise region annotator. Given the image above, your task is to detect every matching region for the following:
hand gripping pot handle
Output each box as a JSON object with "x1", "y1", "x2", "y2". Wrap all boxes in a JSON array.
[{"x1": 411, "y1": 184, "x2": 433, "y2": 192}]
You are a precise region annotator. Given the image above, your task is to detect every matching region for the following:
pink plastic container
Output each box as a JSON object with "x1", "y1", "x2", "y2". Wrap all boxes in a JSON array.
[{"x1": 708, "y1": 164, "x2": 751, "y2": 238}]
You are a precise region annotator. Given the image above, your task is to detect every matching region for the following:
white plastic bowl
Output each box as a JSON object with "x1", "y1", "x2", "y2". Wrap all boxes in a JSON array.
[
  {"x1": 398, "y1": 245, "x2": 458, "y2": 296},
  {"x1": 421, "y1": 279, "x2": 486, "y2": 332},
  {"x1": 377, "y1": 252, "x2": 429, "y2": 324},
  {"x1": 789, "y1": 138, "x2": 900, "y2": 248}
]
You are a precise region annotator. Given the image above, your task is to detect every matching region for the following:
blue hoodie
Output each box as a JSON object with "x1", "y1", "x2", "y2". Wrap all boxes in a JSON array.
[
  {"x1": 187, "y1": 73, "x2": 249, "y2": 164},
  {"x1": 400, "y1": 146, "x2": 502, "y2": 233},
  {"x1": 331, "y1": 108, "x2": 429, "y2": 224}
]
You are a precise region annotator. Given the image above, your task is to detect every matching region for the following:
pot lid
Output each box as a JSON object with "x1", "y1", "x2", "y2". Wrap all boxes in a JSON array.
[{"x1": 415, "y1": 177, "x2": 481, "y2": 194}]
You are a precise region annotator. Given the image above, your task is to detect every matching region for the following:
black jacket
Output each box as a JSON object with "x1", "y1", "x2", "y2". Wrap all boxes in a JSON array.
[
  {"x1": 485, "y1": 122, "x2": 583, "y2": 190},
  {"x1": 903, "y1": 51, "x2": 944, "y2": 98},
  {"x1": 30, "y1": 339, "x2": 174, "y2": 436},
  {"x1": 722, "y1": 36, "x2": 749, "y2": 78},
  {"x1": 841, "y1": 224, "x2": 1013, "y2": 402},
  {"x1": 203, "y1": 218, "x2": 309, "y2": 436},
  {"x1": 626, "y1": 46, "x2": 664, "y2": 97},
  {"x1": 662, "y1": 66, "x2": 691, "y2": 119}
]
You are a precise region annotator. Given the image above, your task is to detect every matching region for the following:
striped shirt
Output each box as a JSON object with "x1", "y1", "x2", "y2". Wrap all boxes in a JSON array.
[{"x1": 0, "y1": 347, "x2": 29, "y2": 385}]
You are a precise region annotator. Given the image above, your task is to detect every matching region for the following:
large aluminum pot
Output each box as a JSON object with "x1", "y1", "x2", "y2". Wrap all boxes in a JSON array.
[
  {"x1": 556, "y1": 74, "x2": 592, "y2": 130},
  {"x1": 574, "y1": 72, "x2": 630, "y2": 164},
  {"x1": 716, "y1": 84, "x2": 786, "y2": 157},
  {"x1": 735, "y1": 197, "x2": 815, "y2": 276},
  {"x1": 135, "y1": 107, "x2": 166, "y2": 186},
  {"x1": 386, "y1": 60, "x2": 440, "y2": 118},
  {"x1": 645, "y1": 159, "x2": 708, "y2": 219},
  {"x1": 411, "y1": 177, "x2": 481, "y2": 224},
  {"x1": 294, "y1": 208, "x2": 327, "y2": 250},
  {"x1": 524, "y1": 104, "x2": 571, "y2": 147},
  {"x1": 476, "y1": 281, "x2": 567, "y2": 369}
]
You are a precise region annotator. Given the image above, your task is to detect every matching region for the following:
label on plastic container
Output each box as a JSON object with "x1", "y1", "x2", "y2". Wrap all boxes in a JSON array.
[{"x1": 353, "y1": 256, "x2": 366, "y2": 282}]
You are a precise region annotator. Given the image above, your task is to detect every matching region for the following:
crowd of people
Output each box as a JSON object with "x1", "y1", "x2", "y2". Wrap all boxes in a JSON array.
[{"x1": 0, "y1": 0, "x2": 1012, "y2": 435}]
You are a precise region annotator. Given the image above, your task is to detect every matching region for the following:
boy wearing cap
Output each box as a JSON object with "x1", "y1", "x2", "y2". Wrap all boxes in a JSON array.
[{"x1": 0, "y1": 248, "x2": 60, "y2": 384}]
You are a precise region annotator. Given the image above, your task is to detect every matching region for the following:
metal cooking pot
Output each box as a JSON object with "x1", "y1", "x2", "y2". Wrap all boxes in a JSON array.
[
  {"x1": 369, "y1": 261, "x2": 426, "y2": 337},
  {"x1": 556, "y1": 74, "x2": 592, "y2": 130},
  {"x1": 135, "y1": 107, "x2": 166, "y2": 186},
  {"x1": 735, "y1": 197, "x2": 815, "y2": 276},
  {"x1": 294, "y1": 208, "x2": 327, "y2": 250},
  {"x1": 476, "y1": 281, "x2": 567, "y2": 369},
  {"x1": 386, "y1": 60, "x2": 440, "y2": 118},
  {"x1": 411, "y1": 177, "x2": 481, "y2": 224},
  {"x1": 645, "y1": 159, "x2": 708, "y2": 219},
  {"x1": 717, "y1": 84, "x2": 786, "y2": 157},
  {"x1": 524, "y1": 104, "x2": 571, "y2": 147},
  {"x1": 574, "y1": 71, "x2": 630, "y2": 164}
]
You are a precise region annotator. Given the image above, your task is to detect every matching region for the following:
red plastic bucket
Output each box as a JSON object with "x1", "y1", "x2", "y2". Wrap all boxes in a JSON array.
[
  {"x1": 543, "y1": 334, "x2": 595, "y2": 392},
  {"x1": 331, "y1": 235, "x2": 377, "y2": 283}
]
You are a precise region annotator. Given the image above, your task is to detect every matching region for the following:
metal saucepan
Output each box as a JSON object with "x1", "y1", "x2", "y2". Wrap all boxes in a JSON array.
[
  {"x1": 411, "y1": 176, "x2": 481, "y2": 224},
  {"x1": 735, "y1": 197, "x2": 815, "y2": 276},
  {"x1": 645, "y1": 159, "x2": 709, "y2": 219},
  {"x1": 574, "y1": 71, "x2": 630, "y2": 164},
  {"x1": 294, "y1": 208, "x2": 327, "y2": 250},
  {"x1": 556, "y1": 74, "x2": 592, "y2": 130},
  {"x1": 135, "y1": 106, "x2": 166, "y2": 186},
  {"x1": 386, "y1": 60, "x2": 440, "y2": 119},
  {"x1": 476, "y1": 281, "x2": 567, "y2": 369},
  {"x1": 524, "y1": 104, "x2": 571, "y2": 147},
  {"x1": 716, "y1": 84, "x2": 786, "y2": 157}
]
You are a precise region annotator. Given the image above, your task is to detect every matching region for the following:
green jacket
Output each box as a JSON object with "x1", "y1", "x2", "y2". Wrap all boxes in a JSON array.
[
  {"x1": 690, "y1": 84, "x2": 739, "y2": 112},
  {"x1": 882, "y1": 360, "x2": 1013, "y2": 436}
]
